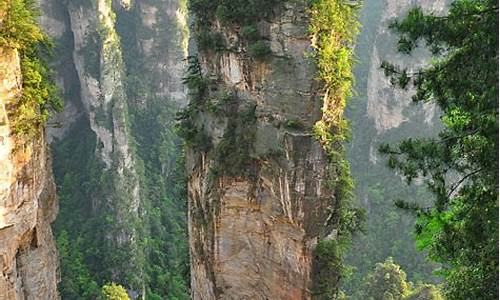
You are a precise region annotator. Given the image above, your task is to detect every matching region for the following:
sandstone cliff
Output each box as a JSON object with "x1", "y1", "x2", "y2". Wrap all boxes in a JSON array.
[
  {"x1": 184, "y1": 1, "x2": 357, "y2": 299},
  {"x1": 0, "y1": 47, "x2": 59, "y2": 300}
]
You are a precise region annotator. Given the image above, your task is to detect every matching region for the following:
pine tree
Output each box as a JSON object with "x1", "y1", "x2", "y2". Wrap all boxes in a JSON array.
[{"x1": 380, "y1": 1, "x2": 498, "y2": 299}]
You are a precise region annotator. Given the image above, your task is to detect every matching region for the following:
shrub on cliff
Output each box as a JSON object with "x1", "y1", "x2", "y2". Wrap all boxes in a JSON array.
[
  {"x1": 0, "y1": 0, "x2": 61, "y2": 138},
  {"x1": 101, "y1": 283, "x2": 130, "y2": 300},
  {"x1": 248, "y1": 40, "x2": 272, "y2": 60}
]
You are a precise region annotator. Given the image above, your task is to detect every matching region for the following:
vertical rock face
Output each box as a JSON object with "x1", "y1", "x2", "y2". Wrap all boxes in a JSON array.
[
  {"x1": 187, "y1": 3, "x2": 338, "y2": 299},
  {"x1": 0, "y1": 48, "x2": 59, "y2": 299},
  {"x1": 365, "y1": 0, "x2": 447, "y2": 135}
]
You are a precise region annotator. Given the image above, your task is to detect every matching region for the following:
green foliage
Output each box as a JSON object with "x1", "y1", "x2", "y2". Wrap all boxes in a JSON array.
[
  {"x1": 308, "y1": 0, "x2": 361, "y2": 297},
  {"x1": 101, "y1": 283, "x2": 130, "y2": 300},
  {"x1": 405, "y1": 284, "x2": 444, "y2": 300},
  {"x1": 1, "y1": 0, "x2": 61, "y2": 138},
  {"x1": 247, "y1": 40, "x2": 271, "y2": 60},
  {"x1": 357, "y1": 258, "x2": 444, "y2": 300},
  {"x1": 52, "y1": 118, "x2": 103, "y2": 298},
  {"x1": 57, "y1": 230, "x2": 100, "y2": 300},
  {"x1": 188, "y1": 0, "x2": 281, "y2": 59},
  {"x1": 310, "y1": 0, "x2": 359, "y2": 132},
  {"x1": 240, "y1": 24, "x2": 259, "y2": 41},
  {"x1": 176, "y1": 56, "x2": 214, "y2": 151},
  {"x1": 360, "y1": 258, "x2": 410, "y2": 300},
  {"x1": 380, "y1": 1, "x2": 499, "y2": 299},
  {"x1": 212, "y1": 104, "x2": 257, "y2": 178},
  {"x1": 0, "y1": 0, "x2": 44, "y2": 50},
  {"x1": 52, "y1": 1, "x2": 190, "y2": 299},
  {"x1": 196, "y1": 29, "x2": 226, "y2": 52},
  {"x1": 312, "y1": 239, "x2": 344, "y2": 299},
  {"x1": 188, "y1": 0, "x2": 283, "y2": 25},
  {"x1": 116, "y1": 7, "x2": 191, "y2": 298},
  {"x1": 283, "y1": 119, "x2": 304, "y2": 130},
  {"x1": 342, "y1": 1, "x2": 441, "y2": 294}
]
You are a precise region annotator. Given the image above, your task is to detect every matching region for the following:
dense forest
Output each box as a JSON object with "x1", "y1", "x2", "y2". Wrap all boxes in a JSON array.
[{"x1": 0, "y1": 0, "x2": 497, "y2": 299}]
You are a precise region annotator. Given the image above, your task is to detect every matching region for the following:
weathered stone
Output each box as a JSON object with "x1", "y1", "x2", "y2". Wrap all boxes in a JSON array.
[
  {"x1": 0, "y1": 48, "x2": 60, "y2": 300},
  {"x1": 188, "y1": 2, "x2": 335, "y2": 299}
]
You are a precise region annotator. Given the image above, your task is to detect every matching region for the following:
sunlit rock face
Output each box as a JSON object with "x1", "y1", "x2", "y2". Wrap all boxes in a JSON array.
[
  {"x1": 187, "y1": 3, "x2": 337, "y2": 299},
  {"x1": 0, "y1": 47, "x2": 60, "y2": 300}
]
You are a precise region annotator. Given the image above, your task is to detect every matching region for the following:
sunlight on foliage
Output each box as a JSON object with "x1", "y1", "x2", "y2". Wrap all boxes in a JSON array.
[{"x1": 0, "y1": 0, "x2": 61, "y2": 138}]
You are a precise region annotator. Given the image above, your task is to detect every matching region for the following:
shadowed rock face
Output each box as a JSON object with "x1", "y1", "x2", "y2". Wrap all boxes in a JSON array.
[
  {"x1": 187, "y1": 3, "x2": 337, "y2": 299},
  {"x1": 0, "y1": 48, "x2": 60, "y2": 300},
  {"x1": 365, "y1": 0, "x2": 447, "y2": 135}
]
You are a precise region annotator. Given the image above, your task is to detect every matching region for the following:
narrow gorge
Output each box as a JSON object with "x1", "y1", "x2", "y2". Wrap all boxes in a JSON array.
[{"x1": 40, "y1": 0, "x2": 190, "y2": 298}]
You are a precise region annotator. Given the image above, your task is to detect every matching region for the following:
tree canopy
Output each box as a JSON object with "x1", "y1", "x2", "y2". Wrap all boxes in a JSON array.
[
  {"x1": 358, "y1": 258, "x2": 443, "y2": 300},
  {"x1": 361, "y1": 257, "x2": 410, "y2": 300},
  {"x1": 100, "y1": 283, "x2": 130, "y2": 300},
  {"x1": 380, "y1": 0, "x2": 498, "y2": 299}
]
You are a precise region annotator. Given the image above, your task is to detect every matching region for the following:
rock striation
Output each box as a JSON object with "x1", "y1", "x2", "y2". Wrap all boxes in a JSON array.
[
  {"x1": 0, "y1": 48, "x2": 59, "y2": 300},
  {"x1": 185, "y1": 2, "x2": 353, "y2": 299}
]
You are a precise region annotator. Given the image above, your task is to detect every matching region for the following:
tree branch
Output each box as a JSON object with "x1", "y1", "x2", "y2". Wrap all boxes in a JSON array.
[{"x1": 447, "y1": 168, "x2": 483, "y2": 198}]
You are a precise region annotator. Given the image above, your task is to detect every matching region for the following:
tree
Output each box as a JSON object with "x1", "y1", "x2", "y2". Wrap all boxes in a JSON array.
[
  {"x1": 101, "y1": 283, "x2": 130, "y2": 300},
  {"x1": 405, "y1": 284, "x2": 444, "y2": 300},
  {"x1": 379, "y1": 0, "x2": 498, "y2": 299},
  {"x1": 358, "y1": 259, "x2": 444, "y2": 300},
  {"x1": 56, "y1": 230, "x2": 100, "y2": 299},
  {"x1": 360, "y1": 257, "x2": 410, "y2": 300}
]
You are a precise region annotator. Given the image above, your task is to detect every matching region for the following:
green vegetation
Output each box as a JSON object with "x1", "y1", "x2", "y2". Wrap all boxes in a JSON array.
[
  {"x1": 240, "y1": 24, "x2": 259, "y2": 41},
  {"x1": 0, "y1": 0, "x2": 44, "y2": 50},
  {"x1": 380, "y1": 1, "x2": 499, "y2": 299},
  {"x1": 405, "y1": 284, "x2": 444, "y2": 300},
  {"x1": 189, "y1": 0, "x2": 283, "y2": 25},
  {"x1": 188, "y1": 0, "x2": 283, "y2": 59},
  {"x1": 247, "y1": 40, "x2": 272, "y2": 60},
  {"x1": 116, "y1": 6, "x2": 190, "y2": 298},
  {"x1": 0, "y1": 0, "x2": 61, "y2": 138},
  {"x1": 358, "y1": 258, "x2": 443, "y2": 300},
  {"x1": 283, "y1": 119, "x2": 304, "y2": 130},
  {"x1": 53, "y1": 2, "x2": 190, "y2": 298},
  {"x1": 53, "y1": 118, "x2": 108, "y2": 300},
  {"x1": 308, "y1": 0, "x2": 361, "y2": 298},
  {"x1": 342, "y1": 1, "x2": 440, "y2": 295},
  {"x1": 176, "y1": 56, "x2": 214, "y2": 151},
  {"x1": 212, "y1": 104, "x2": 257, "y2": 178},
  {"x1": 312, "y1": 240, "x2": 344, "y2": 299},
  {"x1": 176, "y1": 56, "x2": 257, "y2": 178},
  {"x1": 101, "y1": 283, "x2": 130, "y2": 300},
  {"x1": 196, "y1": 29, "x2": 226, "y2": 52},
  {"x1": 57, "y1": 230, "x2": 100, "y2": 299},
  {"x1": 360, "y1": 258, "x2": 410, "y2": 300}
]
